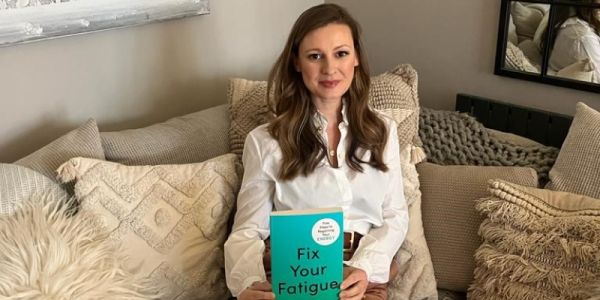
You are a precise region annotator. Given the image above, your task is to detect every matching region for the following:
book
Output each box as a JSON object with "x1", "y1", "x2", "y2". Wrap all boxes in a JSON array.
[{"x1": 270, "y1": 207, "x2": 344, "y2": 300}]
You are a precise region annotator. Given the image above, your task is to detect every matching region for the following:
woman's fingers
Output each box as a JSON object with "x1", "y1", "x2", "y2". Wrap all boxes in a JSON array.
[
  {"x1": 238, "y1": 281, "x2": 275, "y2": 300},
  {"x1": 250, "y1": 281, "x2": 273, "y2": 291},
  {"x1": 340, "y1": 267, "x2": 368, "y2": 299}
]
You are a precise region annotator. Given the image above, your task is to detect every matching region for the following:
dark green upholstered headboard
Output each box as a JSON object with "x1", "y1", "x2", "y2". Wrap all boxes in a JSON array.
[{"x1": 455, "y1": 94, "x2": 573, "y2": 148}]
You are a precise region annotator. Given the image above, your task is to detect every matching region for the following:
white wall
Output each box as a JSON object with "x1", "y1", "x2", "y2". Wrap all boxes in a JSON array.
[
  {"x1": 328, "y1": 0, "x2": 599, "y2": 114},
  {"x1": 0, "y1": 0, "x2": 321, "y2": 162}
]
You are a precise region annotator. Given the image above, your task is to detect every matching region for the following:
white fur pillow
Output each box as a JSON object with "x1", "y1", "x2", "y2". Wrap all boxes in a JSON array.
[
  {"x1": 57, "y1": 154, "x2": 241, "y2": 300},
  {"x1": 0, "y1": 193, "x2": 154, "y2": 299}
]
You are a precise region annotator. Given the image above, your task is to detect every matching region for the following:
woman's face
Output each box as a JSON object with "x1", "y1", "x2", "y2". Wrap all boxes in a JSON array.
[{"x1": 295, "y1": 23, "x2": 359, "y2": 104}]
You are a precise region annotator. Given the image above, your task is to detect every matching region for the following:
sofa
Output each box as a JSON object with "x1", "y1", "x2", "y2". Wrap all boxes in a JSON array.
[{"x1": 1, "y1": 64, "x2": 599, "y2": 300}]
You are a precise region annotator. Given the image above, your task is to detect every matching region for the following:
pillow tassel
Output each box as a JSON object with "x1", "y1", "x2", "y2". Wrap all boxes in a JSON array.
[
  {"x1": 56, "y1": 159, "x2": 80, "y2": 183},
  {"x1": 410, "y1": 145, "x2": 426, "y2": 164}
]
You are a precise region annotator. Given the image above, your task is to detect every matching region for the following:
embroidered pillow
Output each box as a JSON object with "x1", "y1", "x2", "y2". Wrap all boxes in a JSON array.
[
  {"x1": 57, "y1": 154, "x2": 240, "y2": 300},
  {"x1": 469, "y1": 179, "x2": 600, "y2": 299}
]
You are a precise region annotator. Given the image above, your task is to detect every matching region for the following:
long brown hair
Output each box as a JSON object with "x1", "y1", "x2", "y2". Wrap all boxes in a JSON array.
[{"x1": 267, "y1": 3, "x2": 389, "y2": 180}]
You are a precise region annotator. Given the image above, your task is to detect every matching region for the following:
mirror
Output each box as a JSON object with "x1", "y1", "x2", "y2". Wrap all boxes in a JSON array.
[{"x1": 495, "y1": 0, "x2": 600, "y2": 93}]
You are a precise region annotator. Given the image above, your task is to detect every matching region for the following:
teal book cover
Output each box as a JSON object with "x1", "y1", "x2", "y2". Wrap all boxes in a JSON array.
[{"x1": 270, "y1": 207, "x2": 344, "y2": 300}]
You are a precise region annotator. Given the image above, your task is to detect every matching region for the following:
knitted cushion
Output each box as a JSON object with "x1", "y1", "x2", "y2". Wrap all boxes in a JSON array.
[
  {"x1": 419, "y1": 107, "x2": 559, "y2": 184},
  {"x1": 0, "y1": 164, "x2": 68, "y2": 216},
  {"x1": 57, "y1": 154, "x2": 240, "y2": 300},
  {"x1": 101, "y1": 104, "x2": 230, "y2": 165},
  {"x1": 228, "y1": 64, "x2": 437, "y2": 299},
  {"x1": 14, "y1": 118, "x2": 105, "y2": 182},
  {"x1": 505, "y1": 41, "x2": 539, "y2": 73},
  {"x1": 417, "y1": 163, "x2": 538, "y2": 292},
  {"x1": 546, "y1": 102, "x2": 600, "y2": 198},
  {"x1": 469, "y1": 179, "x2": 600, "y2": 299}
]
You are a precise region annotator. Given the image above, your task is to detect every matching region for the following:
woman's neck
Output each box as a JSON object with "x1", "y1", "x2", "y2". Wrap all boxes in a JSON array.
[{"x1": 313, "y1": 98, "x2": 343, "y2": 126}]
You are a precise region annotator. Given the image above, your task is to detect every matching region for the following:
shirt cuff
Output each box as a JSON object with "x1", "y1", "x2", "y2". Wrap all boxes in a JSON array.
[{"x1": 345, "y1": 249, "x2": 391, "y2": 283}]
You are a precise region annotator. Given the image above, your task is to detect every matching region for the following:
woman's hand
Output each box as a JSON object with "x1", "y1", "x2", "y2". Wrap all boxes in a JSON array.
[
  {"x1": 339, "y1": 266, "x2": 368, "y2": 300},
  {"x1": 238, "y1": 281, "x2": 275, "y2": 300}
]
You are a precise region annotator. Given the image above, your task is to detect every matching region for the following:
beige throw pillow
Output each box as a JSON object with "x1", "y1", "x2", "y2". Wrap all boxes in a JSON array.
[
  {"x1": 101, "y1": 104, "x2": 230, "y2": 165},
  {"x1": 546, "y1": 102, "x2": 600, "y2": 199},
  {"x1": 57, "y1": 154, "x2": 240, "y2": 300},
  {"x1": 15, "y1": 118, "x2": 105, "y2": 182},
  {"x1": 469, "y1": 179, "x2": 600, "y2": 299},
  {"x1": 417, "y1": 163, "x2": 538, "y2": 293},
  {"x1": 228, "y1": 64, "x2": 436, "y2": 299}
]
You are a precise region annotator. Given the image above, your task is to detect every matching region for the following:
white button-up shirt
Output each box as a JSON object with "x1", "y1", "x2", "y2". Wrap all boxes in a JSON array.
[
  {"x1": 549, "y1": 17, "x2": 600, "y2": 83},
  {"x1": 224, "y1": 108, "x2": 409, "y2": 297}
]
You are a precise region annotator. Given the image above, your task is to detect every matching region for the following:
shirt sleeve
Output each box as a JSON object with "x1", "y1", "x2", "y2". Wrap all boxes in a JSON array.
[
  {"x1": 345, "y1": 122, "x2": 409, "y2": 283},
  {"x1": 578, "y1": 32, "x2": 600, "y2": 83},
  {"x1": 224, "y1": 131, "x2": 274, "y2": 296}
]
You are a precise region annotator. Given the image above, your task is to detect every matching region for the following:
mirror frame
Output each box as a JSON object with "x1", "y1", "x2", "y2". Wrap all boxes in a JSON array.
[{"x1": 495, "y1": 0, "x2": 600, "y2": 93}]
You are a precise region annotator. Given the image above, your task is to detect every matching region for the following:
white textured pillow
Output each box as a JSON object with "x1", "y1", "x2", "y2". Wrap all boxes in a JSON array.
[
  {"x1": 0, "y1": 163, "x2": 68, "y2": 216},
  {"x1": 57, "y1": 154, "x2": 241, "y2": 300}
]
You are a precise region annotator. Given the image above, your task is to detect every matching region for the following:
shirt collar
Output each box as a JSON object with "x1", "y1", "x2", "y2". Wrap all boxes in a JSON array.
[
  {"x1": 561, "y1": 16, "x2": 592, "y2": 29},
  {"x1": 312, "y1": 99, "x2": 349, "y2": 129}
]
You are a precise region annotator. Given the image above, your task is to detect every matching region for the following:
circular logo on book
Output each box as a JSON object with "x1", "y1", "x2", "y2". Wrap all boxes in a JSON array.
[{"x1": 312, "y1": 218, "x2": 340, "y2": 246}]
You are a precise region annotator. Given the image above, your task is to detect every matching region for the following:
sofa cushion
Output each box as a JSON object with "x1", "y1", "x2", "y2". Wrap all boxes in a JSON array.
[
  {"x1": 469, "y1": 179, "x2": 600, "y2": 299},
  {"x1": 229, "y1": 64, "x2": 437, "y2": 299},
  {"x1": 101, "y1": 104, "x2": 230, "y2": 165},
  {"x1": 0, "y1": 193, "x2": 155, "y2": 299},
  {"x1": 417, "y1": 163, "x2": 538, "y2": 293},
  {"x1": 57, "y1": 154, "x2": 240, "y2": 300},
  {"x1": 14, "y1": 118, "x2": 105, "y2": 182},
  {"x1": 0, "y1": 163, "x2": 68, "y2": 216},
  {"x1": 546, "y1": 102, "x2": 600, "y2": 198}
]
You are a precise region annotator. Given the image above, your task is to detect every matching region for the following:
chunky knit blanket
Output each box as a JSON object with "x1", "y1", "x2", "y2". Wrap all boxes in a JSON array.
[{"x1": 418, "y1": 107, "x2": 559, "y2": 183}]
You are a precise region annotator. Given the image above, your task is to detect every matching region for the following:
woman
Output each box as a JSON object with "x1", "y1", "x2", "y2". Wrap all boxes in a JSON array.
[
  {"x1": 224, "y1": 4, "x2": 408, "y2": 300},
  {"x1": 548, "y1": 0, "x2": 600, "y2": 82}
]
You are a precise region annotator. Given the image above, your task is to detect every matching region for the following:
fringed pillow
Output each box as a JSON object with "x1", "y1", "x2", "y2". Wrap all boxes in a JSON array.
[{"x1": 469, "y1": 179, "x2": 600, "y2": 300}]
